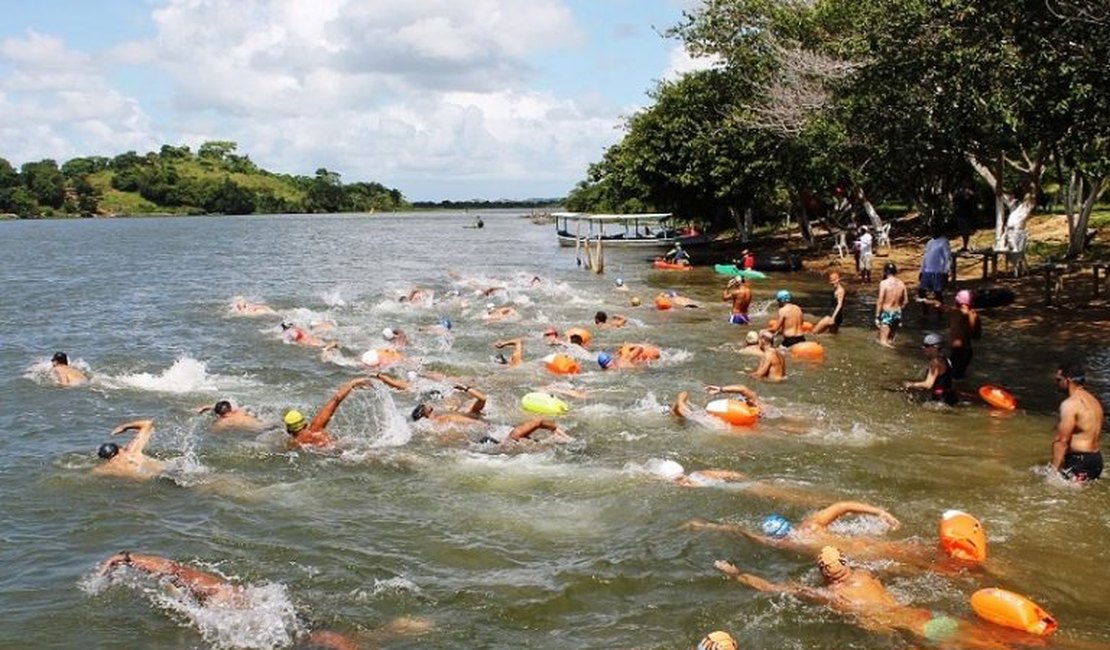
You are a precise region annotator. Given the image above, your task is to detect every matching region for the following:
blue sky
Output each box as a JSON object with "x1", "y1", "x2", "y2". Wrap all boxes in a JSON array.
[{"x1": 0, "y1": 0, "x2": 711, "y2": 201}]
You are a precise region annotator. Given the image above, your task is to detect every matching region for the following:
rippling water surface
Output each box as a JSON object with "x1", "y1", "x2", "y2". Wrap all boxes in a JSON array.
[{"x1": 1, "y1": 212, "x2": 1106, "y2": 649}]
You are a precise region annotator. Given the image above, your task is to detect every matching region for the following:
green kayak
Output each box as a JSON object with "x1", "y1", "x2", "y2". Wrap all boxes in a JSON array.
[{"x1": 714, "y1": 264, "x2": 767, "y2": 279}]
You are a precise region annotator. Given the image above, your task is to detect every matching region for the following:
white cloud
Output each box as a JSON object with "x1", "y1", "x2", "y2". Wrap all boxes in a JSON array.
[{"x1": 661, "y1": 43, "x2": 720, "y2": 82}]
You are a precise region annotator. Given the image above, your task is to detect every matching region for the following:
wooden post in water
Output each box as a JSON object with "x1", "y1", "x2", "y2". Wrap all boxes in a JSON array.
[{"x1": 593, "y1": 235, "x2": 605, "y2": 274}]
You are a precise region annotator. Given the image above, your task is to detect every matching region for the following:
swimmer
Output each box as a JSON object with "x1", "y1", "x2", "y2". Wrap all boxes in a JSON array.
[
  {"x1": 903, "y1": 333, "x2": 957, "y2": 405},
  {"x1": 598, "y1": 343, "x2": 661, "y2": 370},
  {"x1": 737, "y1": 330, "x2": 763, "y2": 356},
  {"x1": 284, "y1": 377, "x2": 373, "y2": 448},
  {"x1": 381, "y1": 327, "x2": 409, "y2": 348},
  {"x1": 918, "y1": 289, "x2": 981, "y2": 379},
  {"x1": 722, "y1": 277, "x2": 752, "y2": 325},
  {"x1": 714, "y1": 548, "x2": 1025, "y2": 648},
  {"x1": 1052, "y1": 361, "x2": 1103, "y2": 482},
  {"x1": 281, "y1": 322, "x2": 328, "y2": 348},
  {"x1": 750, "y1": 330, "x2": 786, "y2": 381},
  {"x1": 399, "y1": 287, "x2": 434, "y2": 304},
  {"x1": 197, "y1": 400, "x2": 267, "y2": 433},
  {"x1": 97, "y1": 551, "x2": 244, "y2": 605},
  {"x1": 479, "y1": 418, "x2": 574, "y2": 447},
  {"x1": 93, "y1": 419, "x2": 167, "y2": 480},
  {"x1": 482, "y1": 305, "x2": 518, "y2": 322},
  {"x1": 594, "y1": 311, "x2": 628, "y2": 328},
  {"x1": 672, "y1": 384, "x2": 760, "y2": 418},
  {"x1": 614, "y1": 277, "x2": 629, "y2": 292},
  {"x1": 411, "y1": 384, "x2": 488, "y2": 425},
  {"x1": 657, "y1": 291, "x2": 701, "y2": 308},
  {"x1": 50, "y1": 351, "x2": 88, "y2": 386},
  {"x1": 630, "y1": 296, "x2": 642, "y2": 307},
  {"x1": 647, "y1": 459, "x2": 749, "y2": 488},
  {"x1": 493, "y1": 338, "x2": 525, "y2": 367},
  {"x1": 874, "y1": 262, "x2": 907, "y2": 348},
  {"x1": 229, "y1": 296, "x2": 277, "y2": 316},
  {"x1": 811, "y1": 271, "x2": 846, "y2": 334},
  {"x1": 769, "y1": 290, "x2": 806, "y2": 347}
]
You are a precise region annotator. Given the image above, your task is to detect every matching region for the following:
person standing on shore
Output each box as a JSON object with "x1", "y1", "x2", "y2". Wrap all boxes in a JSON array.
[
  {"x1": 874, "y1": 263, "x2": 907, "y2": 348},
  {"x1": 854, "y1": 226, "x2": 873, "y2": 283},
  {"x1": 1052, "y1": 362, "x2": 1103, "y2": 482},
  {"x1": 918, "y1": 227, "x2": 952, "y2": 304}
]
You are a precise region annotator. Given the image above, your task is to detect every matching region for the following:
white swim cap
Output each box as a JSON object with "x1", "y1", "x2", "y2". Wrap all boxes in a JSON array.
[
  {"x1": 648, "y1": 459, "x2": 685, "y2": 481},
  {"x1": 381, "y1": 327, "x2": 396, "y2": 340},
  {"x1": 360, "y1": 350, "x2": 381, "y2": 366}
]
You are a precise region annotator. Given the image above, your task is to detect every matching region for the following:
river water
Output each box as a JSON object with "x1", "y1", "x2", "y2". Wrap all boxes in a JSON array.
[{"x1": 0, "y1": 211, "x2": 1106, "y2": 649}]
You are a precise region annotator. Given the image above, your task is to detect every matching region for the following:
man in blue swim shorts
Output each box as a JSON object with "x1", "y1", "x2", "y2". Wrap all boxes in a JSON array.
[
  {"x1": 875, "y1": 262, "x2": 907, "y2": 348},
  {"x1": 722, "y1": 277, "x2": 751, "y2": 324}
]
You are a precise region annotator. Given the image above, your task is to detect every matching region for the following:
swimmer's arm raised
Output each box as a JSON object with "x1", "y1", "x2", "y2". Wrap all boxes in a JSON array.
[
  {"x1": 456, "y1": 385, "x2": 487, "y2": 415},
  {"x1": 806, "y1": 502, "x2": 901, "y2": 530},
  {"x1": 370, "y1": 373, "x2": 410, "y2": 391},
  {"x1": 112, "y1": 420, "x2": 155, "y2": 453},
  {"x1": 309, "y1": 378, "x2": 372, "y2": 431},
  {"x1": 705, "y1": 384, "x2": 759, "y2": 407},
  {"x1": 1051, "y1": 401, "x2": 1078, "y2": 470},
  {"x1": 506, "y1": 418, "x2": 558, "y2": 442},
  {"x1": 196, "y1": 404, "x2": 215, "y2": 414}
]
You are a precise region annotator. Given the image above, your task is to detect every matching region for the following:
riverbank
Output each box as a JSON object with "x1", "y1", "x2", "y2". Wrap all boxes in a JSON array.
[{"x1": 738, "y1": 210, "x2": 1110, "y2": 343}]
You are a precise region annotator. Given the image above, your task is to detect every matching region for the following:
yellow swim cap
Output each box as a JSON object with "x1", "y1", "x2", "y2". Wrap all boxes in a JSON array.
[
  {"x1": 283, "y1": 409, "x2": 307, "y2": 433},
  {"x1": 698, "y1": 631, "x2": 739, "y2": 650},
  {"x1": 630, "y1": 296, "x2": 642, "y2": 306}
]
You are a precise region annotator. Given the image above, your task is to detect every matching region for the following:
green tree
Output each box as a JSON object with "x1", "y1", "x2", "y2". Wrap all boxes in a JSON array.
[
  {"x1": 21, "y1": 159, "x2": 66, "y2": 209},
  {"x1": 307, "y1": 168, "x2": 344, "y2": 213},
  {"x1": 198, "y1": 140, "x2": 238, "y2": 161}
]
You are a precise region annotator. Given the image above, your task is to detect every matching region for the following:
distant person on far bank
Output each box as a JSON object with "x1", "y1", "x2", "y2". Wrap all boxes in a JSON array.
[
  {"x1": 854, "y1": 225, "x2": 873, "y2": 283},
  {"x1": 1052, "y1": 362, "x2": 1103, "y2": 482},
  {"x1": 51, "y1": 351, "x2": 88, "y2": 387}
]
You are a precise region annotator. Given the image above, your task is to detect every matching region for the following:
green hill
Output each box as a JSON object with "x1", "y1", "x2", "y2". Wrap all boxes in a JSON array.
[{"x1": 0, "y1": 141, "x2": 408, "y2": 217}]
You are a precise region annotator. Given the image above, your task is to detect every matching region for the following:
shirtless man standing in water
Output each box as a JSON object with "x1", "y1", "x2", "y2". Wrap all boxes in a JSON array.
[
  {"x1": 93, "y1": 420, "x2": 166, "y2": 480},
  {"x1": 750, "y1": 330, "x2": 785, "y2": 381},
  {"x1": 770, "y1": 290, "x2": 806, "y2": 347},
  {"x1": 1052, "y1": 362, "x2": 1104, "y2": 482},
  {"x1": 874, "y1": 262, "x2": 908, "y2": 348},
  {"x1": 722, "y1": 277, "x2": 752, "y2": 325}
]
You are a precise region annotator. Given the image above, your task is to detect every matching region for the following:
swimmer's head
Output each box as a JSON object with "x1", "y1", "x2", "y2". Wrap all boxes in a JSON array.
[
  {"x1": 381, "y1": 327, "x2": 397, "y2": 341},
  {"x1": 411, "y1": 403, "x2": 432, "y2": 421},
  {"x1": 922, "y1": 332, "x2": 944, "y2": 348},
  {"x1": 543, "y1": 327, "x2": 559, "y2": 338},
  {"x1": 761, "y1": 514, "x2": 794, "y2": 538},
  {"x1": 485, "y1": 302, "x2": 495, "y2": 311},
  {"x1": 883, "y1": 261, "x2": 898, "y2": 277},
  {"x1": 698, "y1": 631, "x2": 739, "y2": 650},
  {"x1": 745, "y1": 331, "x2": 759, "y2": 345},
  {"x1": 569, "y1": 334, "x2": 584, "y2": 345},
  {"x1": 97, "y1": 442, "x2": 120, "y2": 460},
  {"x1": 280, "y1": 322, "x2": 293, "y2": 331},
  {"x1": 939, "y1": 510, "x2": 987, "y2": 563},
  {"x1": 615, "y1": 278, "x2": 624, "y2": 287},
  {"x1": 439, "y1": 317, "x2": 452, "y2": 330},
  {"x1": 597, "y1": 352, "x2": 614, "y2": 369},
  {"x1": 1057, "y1": 361, "x2": 1086, "y2": 386},
  {"x1": 594, "y1": 311, "x2": 608, "y2": 324},
  {"x1": 828, "y1": 271, "x2": 840, "y2": 283},
  {"x1": 955, "y1": 289, "x2": 972, "y2": 306},
  {"x1": 494, "y1": 353, "x2": 509, "y2": 365},
  {"x1": 51, "y1": 351, "x2": 69, "y2": 365},
  {"x1": 213, "y1": 400, "x2": 232, "y2": 416},
  {"x1": 283, "y1": 409, "x2": 308, "y2": 434},
  {"x1": 775, "y1": 289, "x2": 791, "y2": 304},
  {"x1": 630, "y1": 296, "x2": 642, "y2": 307},
  {"x1": 817, "y1": 546, "x2": 850, "y2": 581},
  {"x1": 651, "y1": 459, "x2": 685, "y2": 481}
]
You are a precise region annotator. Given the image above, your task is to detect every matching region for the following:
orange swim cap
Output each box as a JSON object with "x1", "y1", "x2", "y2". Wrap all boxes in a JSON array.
[{"x1": 939, "y1": 510, "x2": 987, "y2": 562}]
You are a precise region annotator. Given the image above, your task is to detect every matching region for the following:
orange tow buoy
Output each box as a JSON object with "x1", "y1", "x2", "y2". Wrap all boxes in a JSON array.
[
  {"x1": 705, "y1": 399, "x2": 759, "y2": 426},
  {"x1": 938, "y1": 510, "x2": 987, "y2": 563},
  {"x1": 655, "y1": 294, "x2": 674, "y2": 310},
  {"x1": 565, "y1": 327, "x2": 592, "y2": 346},
  {"x1": 970, "y1": 588, "x2": 1056, "y2": 636},
  {"x1": 543, "y1": 353, "x2": 581, "y2": 375},
  {"x1": 789, "y1": 341, "x2": 824, "y2": 361},
  {"x1": 978, "y1": 385, "x2": 1017, "y2": 411}
]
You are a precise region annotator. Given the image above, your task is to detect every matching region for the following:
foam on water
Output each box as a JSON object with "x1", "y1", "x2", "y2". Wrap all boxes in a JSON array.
[
  {"x1": 97, "y1": 356, "x2": 255, "y2": 394},
  {"x1": 826, "y1": 514, "x2": 896, "y2": 537},
  {"x1": 320, "y1": 289, "x2": 347, "y2": 308}
]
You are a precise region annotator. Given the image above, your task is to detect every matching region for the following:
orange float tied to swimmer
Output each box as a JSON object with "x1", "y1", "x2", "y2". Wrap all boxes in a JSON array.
[
  {"x1": 938, "y1": 510, "x2": 987, "y2": 563},
  {"x1": 970, "y1": 588, "x2": 1056, "y2": 636},
  {"x1": 801, "y1": 320, "x2": 815, "y2": 333},
  {"x1": 565, "y1": 327, "x2": 592, "y2": 346},
  {"x1": 789, "y1": 341, "x2": 825, "y2": 361},
  {"x1": 360, "y1": 348, "x2": 405, "y2": 368},
  {"x1": 655, "y1": 295, "x2": 674, "y2": 310},
  {"x1": 705, "y1": 398, "x2": 759, "y2": 426},
  {"x1": 978, "y1": 384, "x2": 1017, "y2": 411},
  {"x1": 543, "y1": 353, "x2": 581, "y2": 375}
]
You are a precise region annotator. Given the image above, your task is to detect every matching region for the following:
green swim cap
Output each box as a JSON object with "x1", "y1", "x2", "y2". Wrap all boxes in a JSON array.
[{"x1": 923, "y1": 614, "x2": 959, "y2": 641}]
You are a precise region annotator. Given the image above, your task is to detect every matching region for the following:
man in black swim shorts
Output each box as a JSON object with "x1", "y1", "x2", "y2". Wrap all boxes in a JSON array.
[{"x1": 1052, "y1": 362, "x2": 1103, "y2": 482}]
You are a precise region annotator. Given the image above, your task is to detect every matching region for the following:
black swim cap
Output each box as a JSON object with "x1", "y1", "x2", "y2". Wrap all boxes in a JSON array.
[
  {"x1": 411, "y1": 404, "x2": 429, "y2": 421},
  {"x1": 884, "y1": 262, "x2": 898, "y2": 276},
  {"x1": 213, "y1": 400, "x2": 232, "y2": 416},
  {"x1": 495, "y1": 353, "x2": 508, "y2": 365},
  {"x1": 569, "y1": 334, "x2": 584, "y2": 345},
  {"x1": 281, "y1": 322, "x2": 293, "y2": 330},
  {"x1": 52, "y1": 352, "x2": 68, "y2": 364},
  {"x1": 98, "y1": 442, "x2": 120, "y2": 459},
  {"x1": 595, "y1": 311, "x2": 608, "y2": 323}
]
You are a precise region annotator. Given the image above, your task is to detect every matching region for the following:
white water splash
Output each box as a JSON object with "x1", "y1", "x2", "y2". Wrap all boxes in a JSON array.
[
  {"x1": 97, "y1": 357, "x2": 253, "y2": 394},
  {"x1": 320, "y1": 289, "x2": 347, "y2": 308}
]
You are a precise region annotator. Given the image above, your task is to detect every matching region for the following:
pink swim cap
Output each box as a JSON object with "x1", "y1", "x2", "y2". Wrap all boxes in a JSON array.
[{"x1": 955, "y1": 289, "x2": 972, "y2": 306}]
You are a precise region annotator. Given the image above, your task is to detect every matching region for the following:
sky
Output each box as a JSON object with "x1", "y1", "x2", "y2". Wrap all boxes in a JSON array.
[{"x1": 0, "y1": 0, "x2": 714, "y2": 201}]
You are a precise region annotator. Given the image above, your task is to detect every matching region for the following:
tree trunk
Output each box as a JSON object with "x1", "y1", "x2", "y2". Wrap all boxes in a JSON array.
[
  {"x1": 1064, "y1": 171, "x2": 1108, "y2": 258},
  {"x1": 743, "y1": 206, "x2": 753, "y2": 243}
]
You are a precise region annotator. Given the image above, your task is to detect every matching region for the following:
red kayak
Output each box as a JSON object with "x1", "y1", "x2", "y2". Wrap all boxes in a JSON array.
[{"x1": 653, "y1": 259, "x2": 693, "y2": 271}]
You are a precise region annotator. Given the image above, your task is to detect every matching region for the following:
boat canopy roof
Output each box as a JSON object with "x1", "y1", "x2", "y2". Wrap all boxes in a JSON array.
[{"x1": 552, "y1": 212, "x2": 674, "y2": 223}]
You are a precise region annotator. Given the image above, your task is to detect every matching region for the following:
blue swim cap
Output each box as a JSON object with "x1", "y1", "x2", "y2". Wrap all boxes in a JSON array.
[
  {"x1": 439, "y1": 317, "x2": 452, "y2": 330},
  {"x1": 615, "y1": 277, "x2": 624, "y2": 287},
  {"x1": 597, "y1": 352, "x2": 614, "y2": 369},
  {"x1": 761, "y1": 514, "x2": 793, "y2": 538},
  {"x1": 775, "y1": 289, "x2": 792, "y2": 303}
]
